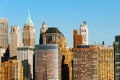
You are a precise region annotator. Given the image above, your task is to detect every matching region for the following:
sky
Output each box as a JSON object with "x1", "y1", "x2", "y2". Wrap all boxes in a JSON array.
[{"x1": 0, "y1": 0, "x2": 120, "y2": 47}]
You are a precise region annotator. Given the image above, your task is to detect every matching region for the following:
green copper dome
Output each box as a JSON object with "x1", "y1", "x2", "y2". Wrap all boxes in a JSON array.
[{"x1": 24, "y1": 11, "x2": 34, "y2": 26}]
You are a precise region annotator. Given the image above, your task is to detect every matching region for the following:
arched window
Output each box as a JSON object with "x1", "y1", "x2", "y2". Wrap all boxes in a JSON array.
[{"x1": 13, "y1": 28, "x2": 15, "y2": 32}]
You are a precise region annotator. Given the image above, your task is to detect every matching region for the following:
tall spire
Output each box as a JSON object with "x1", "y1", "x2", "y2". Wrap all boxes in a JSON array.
[{"x1": 24, "y1": 11, "x2": 34, "y2": 26}]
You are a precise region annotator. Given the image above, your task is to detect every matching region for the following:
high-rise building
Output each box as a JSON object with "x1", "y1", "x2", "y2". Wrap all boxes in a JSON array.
[
  {"x1": 39, "y1": 21, "x2": 48, "y2": 44},
  {"x1": 0, "y1": 48, "x2": 5, "y2": 80},
  {"x1": 60, "y1": 48, "x2": 73, "y2": 80},
  {"x1": 1, "y1": 60, "x2": 23, "y2": 80},
  {"x1": 98, "y1": 45, "x2": 114, "y2": 80},
  {"x1": 80, "y1": 21, "x2": 88, "y2": 45},
  {"x1": 35, "y1": 44, "x2": 60, "y2": 80},
  {"x1": 73, "y1": 21, "x2": 97, "y2": 80},
  {"x1": 0, "y1": 18, "x2": 8, "y2": 49},
  {"x1": 17, "y1": 46, "x2": 34, "y2": 80},
  {"x1": 73, "y1": 46, "x2": 98, "y2": 80},
  {"x1": 10, "y1": 26, "x2": 20, "y2": 59},
  {"x1": 39, "y1": 24, "x2": 73, "y2": 80},
  {"x1": 73, "y1": 29, "x2": 82, "y2": 48},
  {"x1": 114, "y1": 35, "x2": 120, "y2": 80},
  {"x1": 58, "y1": 35, "x2": 73, "y2": 80},
  {"x1": 23, "y1": 12, "x2": 35, "y2": 47},
  {"x1": 42, "y1": 27, "x2": 63, "y2": 44}
]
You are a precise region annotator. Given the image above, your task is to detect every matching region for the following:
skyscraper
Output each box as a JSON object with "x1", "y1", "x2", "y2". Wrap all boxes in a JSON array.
[
  {"x1": 39, "y1": 21, "x2": 48, "y2": 44},
  {"x1": 80, "y1": 21, "x2": 88, "y2": 45},
  {"x1": 98, "y1": 45, "x2": 114, "y2": 80},
  {"x1": 73, "y1": 24, "x2": 98, "y2": 80},
  {"x1": 58, "y1": 35, "x2": 73, "y2": 80},
  {"x1": 10, "y1": 26, "x2": 20, "y2": 59},
  {"x1": 60, "y1": 48, "x2": 73, "y2": 80},
  {"x1": 1, "y1": 60, "x2": 23, "y2": 80},
  {"x1": 73, "y1": 46, "x2": 98, "y2": 80},
  {"x1": 17, "y1": 46, "x2": 34, "y2": 80},
  {"x1": 0, "y1": 18, "x2": 8, "y2": 49},
  {"x1": 35, "y1": 44, "x2": 60, "y2": 80},
  {"x1": 39, "y1": 24, "x2": 73, "y2": 80},
  {"x1": 23, "y1": 12, "x2": 35, "y2": 47},
  {"x1": 114, "y1": 35, "x2": 120, "y2": 80}
]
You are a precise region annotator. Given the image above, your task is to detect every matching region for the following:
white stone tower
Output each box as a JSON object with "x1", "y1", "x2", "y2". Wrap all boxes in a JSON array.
[
  {"x1": 40, "y1": 21, "x2": 47, "y2": 33},
  {"x1": 39, "y1": 21, "x2": 47, "y2": 44},
  {"x1": 80, "y1": 21, "x2": 88, "y2": 45}
]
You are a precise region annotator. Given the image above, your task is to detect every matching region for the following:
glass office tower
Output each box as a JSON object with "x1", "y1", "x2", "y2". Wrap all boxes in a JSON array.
[{"x1": 35, "y1": 44, "x2": 59, "y2": 80}]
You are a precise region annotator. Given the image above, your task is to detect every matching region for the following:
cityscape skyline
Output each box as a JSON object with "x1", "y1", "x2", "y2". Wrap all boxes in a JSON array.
[
  {"x1": 0, "y1": 0, "x2": 120, "y2": 47},
  {"x1": 1, "y1": 1, "x2": 120, "y2": 80},
  {"x1": 0, "y1": 17, "x2": 116, "y2": 80}
]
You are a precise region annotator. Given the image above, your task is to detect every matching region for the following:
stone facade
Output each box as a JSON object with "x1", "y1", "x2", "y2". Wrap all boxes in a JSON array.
[
  {"x1": 0, "y1": 48, "x2": 5, "y2": 80},
  {"x1": 40, "y1": 21, "x2": 47, "y2": 34},
  {"x1": 58, "y1": 35, "x2": 73, "y2": 80},
  {"x1": 17, "y1": 46, "x2": 34, "y2": 80},
  {"x1": 80, "y1": 21, "x2": 88, "y2": 45},
  {"x1": 23, "y1": 12, "x2": 35, "y2": 47},
  {"x1": 10, "y1": 26, "x2": 20, "y2": 59},
  {"x1": 23, "y1": 25, "x2": 35, "y2": 47},
  {"x1": 73, "y1": 46, "x2": 98, "y2": 80},
  {"x1": 73, "y1": 21, "x2": 88, "y2": 47},
  {"x1": 98, "y1": 46, "x2": 114, "y2": 80},
  {"x1": 39, "y1": 21, "x2": 48, "y2": 44},
  {"x1": 1, "y1": 60, "x2": 23, "y2": 80},
  {"x1": 42, "y1": 27, "x2": 63, "y2": 44},
  {"x1": 73, "y1": 29, "x2": 82, "y2": 48},
  {"x1": 60, "y1": 48, "x2": 73, "y2": 80},
  {"x1": 0, "y1": 18, "x2": 8, "y2": 49}
]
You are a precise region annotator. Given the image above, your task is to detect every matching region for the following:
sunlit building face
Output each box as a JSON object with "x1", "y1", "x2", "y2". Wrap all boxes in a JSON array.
[
  {"x1": 35, "y1": 44, "x2": 59, "y2": 80},
  {"x1": 0, "y1": 18, "x2": 8, "y2": 49},
  {"x1": 73, "y1": 47, "x2": 98, "y2": 80}
]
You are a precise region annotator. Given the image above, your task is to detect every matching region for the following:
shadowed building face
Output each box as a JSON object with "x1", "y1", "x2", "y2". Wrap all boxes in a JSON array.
[{"x1": 114, "y1": 35, "x2": 120, "y2": 80}]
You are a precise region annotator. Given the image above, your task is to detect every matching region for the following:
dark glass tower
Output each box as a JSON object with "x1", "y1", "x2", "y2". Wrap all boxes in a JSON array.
[{"x1": 114, "y1": 35, "x2": 120, "y2": 80}]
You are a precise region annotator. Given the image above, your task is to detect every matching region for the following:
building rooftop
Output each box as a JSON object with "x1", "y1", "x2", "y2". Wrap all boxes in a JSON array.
[{"x1": 45, "y1": 27, "x2": 62, "y2": 34}]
